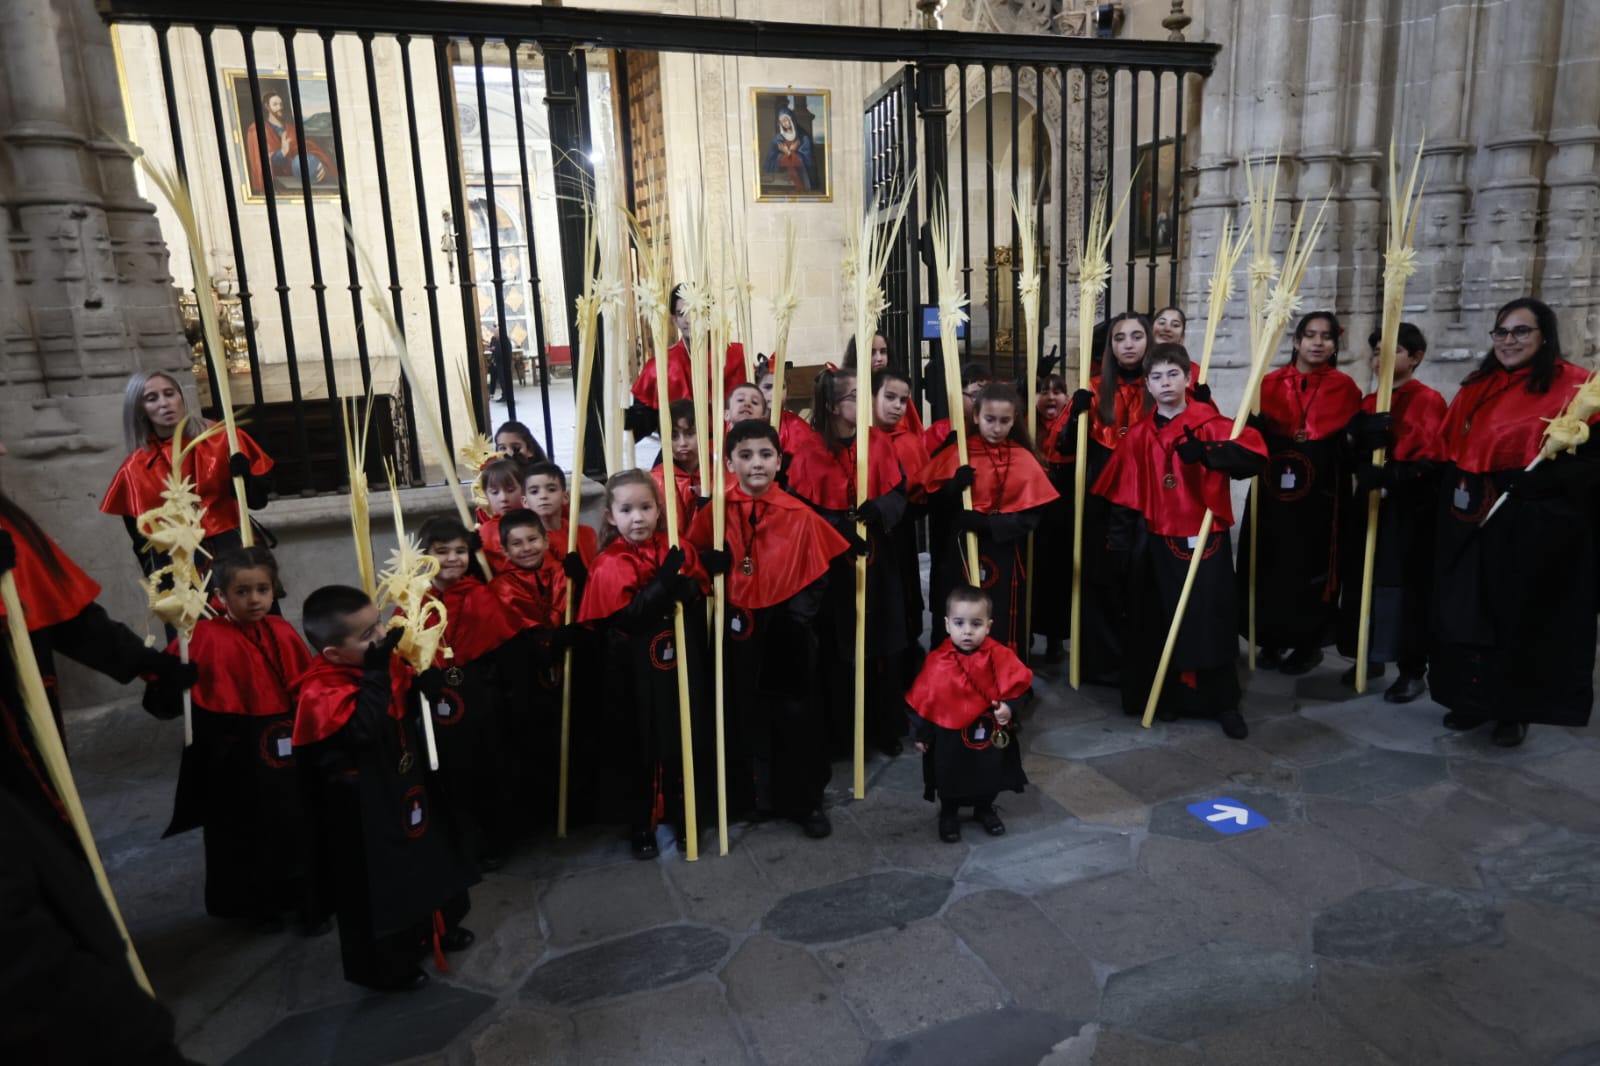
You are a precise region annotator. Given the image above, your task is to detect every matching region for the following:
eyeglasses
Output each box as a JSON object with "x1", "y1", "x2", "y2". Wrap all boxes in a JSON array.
[{"x1": 1490, "y1": 325, "x2": 1538, "y2": 341}]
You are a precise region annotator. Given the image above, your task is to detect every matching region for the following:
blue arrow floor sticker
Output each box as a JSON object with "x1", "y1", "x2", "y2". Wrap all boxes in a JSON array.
[{"x1": 1185, "y1": 797, "x2": 1270, "y2": 835}]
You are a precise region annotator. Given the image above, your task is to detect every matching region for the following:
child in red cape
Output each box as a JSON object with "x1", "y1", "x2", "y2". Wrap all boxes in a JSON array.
[
  {"x1": 756, "y1": 365, "x2": 822, "y2": 461},
  {"x1": 579, "y1": 470, "x2": 712, "y2": 859},
  {"x1": 785, "y1": 366, "x2": 912, "y2": 757},
  {"x1": 874, "y1": 368, "x2": 933, "y2": 651},
  {"x1": 1032, "y1": 372, "x2": 1083, "y2": 663},
  {"x1": 1091, "y1": 343, "x2": 1266, "y2": 737},
  {"x1": 687, "y1": 419, "x2": 852, "y2": 838},
  {"x1": 918, "y1": 382, "x2": 1059, "y2": 655},
  {"x1": 652, "y1": 398, "x2": 705, "y2": 539},
  {"x1": 418, "y1": 515, "x2": 523, "y2": 868},
  {"x1": 291, "y1": 585, "x2": 477, "y2": 991},
  {"x1": 906, "y1": 586, "x2": 1031, "y2": 843},
  {"x1": 523, "y1": 461, "x2": 599, "y2": 568},
  {"x1": 145, "y1": 546, "x2": 320, "y2": 931},
  {"x1": 475, "y1": 456, "x2": 527, "y2": 574}
]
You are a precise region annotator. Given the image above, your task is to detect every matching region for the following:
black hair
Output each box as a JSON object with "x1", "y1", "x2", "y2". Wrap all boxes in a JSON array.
[
  {"x1": 871, "y1": 367, "x2": 912, "y2": 396},
  {"x1": 1468, "y1": 297, "x2": 1562, "y2": 394},
  {"x1": 726, "y1": 418, "x2": 781, "y2": 454},
  {"x1": 1144, "y1": 342, "x2": 1193, "y2": 378},
  {"x1": 842, "y1": 332, "x2": 893, "y2": 372},
  {"x1": 810, "y1": 366, "x2": 858, "y2": 451},
  {"x1": 0, "y1": 492, "x2": 64, "y2": 579},
  {"x1": 959, "y1": 362, "x2": 992, "y2": 388},
  {"x1": 945, "y1": 584, "x2": 992, "y2": 615},
  {"x1": 670, "y1": 283, "x2": 688, "y2": 314},
  {"x1": 1098, "y1": 311, "x2": 1152, "y2": 424},
  {"x1": 212, "y1": 545, "x2": 280, "y2": 593},
  {"x1": 668, "y1": 397, "x2": 698, "y2": 431},
  {"x1": 1038, "y1": 371, "x2": 1068, "y2": 395},
  {"x1": 417, "y1": 515, "x2": 472, "y2": 548},
  {"x1": 1367, "y1": 322, "x2": 1428, "y2": 357},
  {"x1": 494, "y1": 420, "x2": 547, "y2": 463},
  {"x1": 499, "y1": 508, "x2": 546, "y2": 541},
  {"x1": 480, "y1": 456, "x2": 525, "y2": 493},
  {"x1": 302, "y1": 585, "x2": 373, "y2": 652},
  {"x1": 972, "y1": 382, "x2": 1037, "y2": 453},
  {"x1": 1289, "y1": 310, "x2": 1343, "y2": 366},
  {"x1": 521, "y1": 460, "x2": 567, "y2": 490},
  {"x1": 1152, "y1": 305, "x2": 1188, "y2": 330}
]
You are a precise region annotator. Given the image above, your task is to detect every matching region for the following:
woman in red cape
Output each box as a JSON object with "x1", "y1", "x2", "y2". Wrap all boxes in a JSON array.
[
  {"x1": 624, "y1": 284, "x2": 748, "y2": 439},
  {"x1": 1235, "y1": 311, "x2": 1363, "y2": 675},
  {"x1": 100, "y1": 370, "x2": 273, "y2": 581},
  {"x1": 1428, "y1": 298, "x2": 1600, "y2": 747}
]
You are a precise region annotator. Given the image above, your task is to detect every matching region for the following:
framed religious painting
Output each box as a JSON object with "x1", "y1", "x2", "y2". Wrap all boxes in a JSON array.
[
  {"x1": 1130, "y1": 138, "x2": 1179, "y2": 257},
  {"x1": 225, "y1": 70, "x2": 342, "y2": 202},
  {"x1": 752, "y1": 88, "x2": 831, "y2": 202}
]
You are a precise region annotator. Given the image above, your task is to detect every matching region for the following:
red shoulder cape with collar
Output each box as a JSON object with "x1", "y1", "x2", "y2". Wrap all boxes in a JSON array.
[
  {"x1": 489, "y1": 557, "x2": 568, "y2": 631},
  {"x1": 431, "y1": 574, "x2": 522, "y2": 664},
  {"x1": 1091, "y1": 404, "x2": 1266, "y2": 535},
  {"x1": 291, "y1": 654, "x2": 414, "y2": 746},
  {"x1": 476, "y1": 514, "x2": 510, "y2": 574},
  {"x1": 578, "y1": 532, "x2": 709, "y2": 622},
  {"x1": 922, "y1": 417, "x2": 955, "y2": 456},
  {"x1": 684, "y1": 484, "x2": 850, "y2": 610},
  {"x1": 651, "y1": 463, "x2": 703, "y2": 537},
  {"x1": 1442, "y1": 361, "x2": 1597, "y2": 473},
  {"x1": 1364, "y1": 378, "x2": 1447, "y2": 463},
  {"x1": 0, "y1": 517, "x2": 101, "y2": 631},
  {"x1": 1038, "y1": 407, "x2": 1075, "y2": 465},
  {"x1": 882, "y1": 420, "x2": 933, "y2": 499},
  {"x1": 1089, "y1": 373, "x2": 1149, "y2": 451},
  {"x1": 777, "y1": 410, "x2": 820, "y2": 457},
  {"x1": 906, "y1": 638, "x2": 1033, "y2": 730},
  {"x1": 630, "y1": 340, "x2": 749, "y2": 408},
  {"x1": 172, "y1": 614, "x2": 312, "y2": 716},
  {"x1": 1258, "y1": 364, "x2": 1363, "y2": 441},
  {"x1": 546, "y1": 522, "x2": 598, "y2": 565},
  {"x1": 917, "y1": 438, "x2": 1059, "y2": 513},
  {"x1": 101, "y1": 428, "x2": 272, "y2": 538},
  {"x1": 784, "y1": 433, "x2": 904, "y2": 511}
]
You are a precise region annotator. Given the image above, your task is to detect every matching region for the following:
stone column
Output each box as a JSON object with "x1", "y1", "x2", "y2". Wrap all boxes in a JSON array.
[
  {"x1": 0, "y1": 0, "x2": 190, "y2": 707},
  {"x1": 1541, "y1": 0, "x2": 1600, "y2": 360}
]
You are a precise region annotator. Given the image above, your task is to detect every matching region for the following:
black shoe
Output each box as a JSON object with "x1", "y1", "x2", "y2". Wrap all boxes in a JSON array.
[
  {"x1": 938, "y1": 812, "x2": 961, "y2": 843},
  {"x1": 1442, "y1": 709, "x2": 1482, "y2": 731},
  {"x1": 800, "y1": 808, "x2": 832, "y2": 839},
  {"x1": 366, "y1": 968, "x2": 429, "y2": 992},
  {"x1": 631, "y1": 828, "x2": 659, "y2": 860},
  {"x1": 1339, "y1": 662, "x2": 1387, "y2": 687},
  {"x1": 1217, "y1": 708, "x2": 1249, "y2": 740},
  {"x1": 974, "y1": 807, "x2": 1006, "y2": 836},
  {"x1": 1491, "y1": 721, "x2": 1528, "y2": 748},
  {"x1": 440, "y1": 926, "x2": 476, "y2": 952},
  {"x1": 1279, "y1": 648, "x2": 1324, "y2": 676},
  {"x1": 1256, "y1": 647, "x2": 1283, "y2": 670},
  {"x1": 1383, "y1": 674, "x2": 1428, "y2": 704}
]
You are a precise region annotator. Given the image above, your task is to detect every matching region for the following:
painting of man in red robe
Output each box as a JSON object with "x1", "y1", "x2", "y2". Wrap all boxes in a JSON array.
[{"x1": 230, "y1": 73, "x2": 339, "y2": 199}]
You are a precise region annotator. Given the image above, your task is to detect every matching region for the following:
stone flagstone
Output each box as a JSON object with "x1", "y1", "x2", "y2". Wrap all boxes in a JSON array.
[
  {"x1": 521, "y1": 925, "x2": 730, "y2": 1007},
  {"x1": 223, "y1": 984, "x2": 495, "y2": 1066},
  {"x1": 961, "y1": 821, "x2": 1136, "y2": 894},
  {"x1": 1312, "y1": 886, "x2": 1501, "y2": 965},
  {"x1": 761, "y1": 871, "x2": 952, "y2": 944},
  {"x1": 1100, "y1": 942, "x2": 1312, "y2": 1042}
]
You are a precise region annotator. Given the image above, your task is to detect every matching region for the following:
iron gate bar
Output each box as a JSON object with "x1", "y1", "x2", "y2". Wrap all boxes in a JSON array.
[
  {"x1": 434, "y1": 35, "x2": 488, "y2": 439},
  {"x1": 388, "y1": 31, "x2": 447, "y2": 477},
  {"x1": 1170, "y1": 76, "x2": 1184, "y2": 308},
  {"x1": 320, "y1": 29, "x2": 376, "y2": 404},
  {"x1": 984, "y1": 63, "x2": 995, "y2": 379},
  {"x1": 151, "y1": 22, "x2": 220, "y2": 389},
  {"x1": 471, "y1": 35, "x2": 517, "y2": 424},
  {"x1": 240, "y1": 30, "x2": 316, "y2": 492},
  {"x1": 913, "y1": 61, "x2": 948, "y2": 415},
  {"x1": 1033, "y1": 63, "x2": 1046, "y2": 370},
  {"x1": 1009, "y1": 62, "x2": 1019, "y2": 384},
  {"x1": 1148, "y1": 71, "x2": 1162, "y2": 307},
  {"x1": 506, "y1": 39, "x2": 557, "y2": 461},
  {"x1": 283, "y1": 29, "x2": 344, "y2": 446},
  {"x1": 99, "y1": 0, "x2": 1220, "y2": 73},
  {"x1": 958, "y1": 64, "x2": 973, "y2": 369},
  {"x1": 196, "y1": 25, "x2": 266, "y2": 408},
  {"x1": 1123, "y1": 70, "x2": 1134, "y2": 313},
  {"x1": 1056, "y1": 64, "x2": 1068, "y2": 377}
]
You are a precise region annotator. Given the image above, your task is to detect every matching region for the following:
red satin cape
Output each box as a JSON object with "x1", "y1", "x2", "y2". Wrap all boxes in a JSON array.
[
  {"x1": 630, "y1": 340, "x2": 749, "y2": 408},
  {"x1": 0, "y1": 518, "x2": 101, "y2": 631},
  {"x1": 546, "y1": 522, "x2": 598, "y2": 565},
  {"x1": 1257, "y1": 365, "x2": 1363, "y2": 442},
  {"x1": 685, "y1": 484, "x2": 850, "y2": 610},
  {"x1": 173, "y1": 614, "x2": 312, "y2": 716},
  {"x1": 489, "y1": 557, "x2": 568, "y2": 631},
  {"x1": 1091, "y1": 404, "x2": 1267, "y2": 535},
  {"x1": 1441, "y1": 361, "x2": 1596, "y2": 473},
  {"x1": 1365, "y1": 378, "x2": 1447, "y2": 463},
  {"x1": 906, "y1": 638, "x2": 1033, "y2": 731},
  {"x1": 101, "y1": 429, "x2": 272, "y2": 538},
  {"x1": 784, "y1": 434, "x2": 904, "y2": 511},
  {"x1": 431, "y1": 574, "x2": 522, "y2": 664},
  {"x1": 579, "y1": 532, "x2": 709, "y2": 622},
  {"x1": 917, "y1": 438, "x2": 1059, "y2": 513},
  {"x1": 291, "y1": 655, "x2": 414, "y2": 746}
]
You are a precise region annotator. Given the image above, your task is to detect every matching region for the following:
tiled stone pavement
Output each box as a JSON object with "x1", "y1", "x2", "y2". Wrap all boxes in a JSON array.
[{"x1": 68, "y1": 654, "x2": 1600, "y2": 1065}]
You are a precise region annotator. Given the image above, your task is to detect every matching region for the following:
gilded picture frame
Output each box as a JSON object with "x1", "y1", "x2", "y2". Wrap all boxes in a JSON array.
[
  {"x1": 751, "y1": 88, "x2": 831, "y2": 203},
  {"x1": 225, "y1": 69, "x2": 341, "y2": 203}
]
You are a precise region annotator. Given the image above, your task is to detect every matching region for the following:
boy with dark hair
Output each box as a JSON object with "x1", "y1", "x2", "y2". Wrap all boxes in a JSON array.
[
  {"x1": 292, "y1": 585, "x2": 477, "y2": 991},
  {"x1": 905, "y1": 586, "x2": 1032, "y2": 842},
  {"x1": 522, "y1": 460, "x2": 599, "y2": 568},
  {"x1": 1091, "y1": 343, "x2": 1267, "y2": 738},
  {"x1": 688, "y1": 419, "x2": 851, "y2": 838},
  {"x1": 1336, "y1": 322, "x2": 1446, "y2": 701},
  {"x1": 653, "y1": 398, "x2": 705, "y2": 538}
]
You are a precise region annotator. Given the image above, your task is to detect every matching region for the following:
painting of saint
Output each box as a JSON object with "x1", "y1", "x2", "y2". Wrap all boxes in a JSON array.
[
  {"x1": 753, "y1": 89, "x2": 831, "y2": 202},
  {"x1": 227, "y1": 71, "x2": 340, "y2": 201}
]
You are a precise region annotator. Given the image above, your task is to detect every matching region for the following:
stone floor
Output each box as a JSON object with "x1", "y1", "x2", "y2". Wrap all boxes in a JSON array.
[{"x1": 71, "y1": 650, "x2": 1600, "y2": 1066}]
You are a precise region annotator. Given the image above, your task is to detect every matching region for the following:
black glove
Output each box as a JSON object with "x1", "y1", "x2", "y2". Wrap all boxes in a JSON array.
[
  {"x1": 1191, "y1": 382, "x2": 1213, "y2": 406},
  {"x1": 1246, "y1": 412, "x2": 1266, "y2": 433},
  {"x1": 0, "y1": 530, "x2": 14, "y2": 576},
  {"x1": 658, "y1": 545, "x2": 684, "y2": 580},
  {"x1": 467, "y1": 531, "x2": 484, "y2": 553},
  {"x1": 934, "y1": 430, "x2": 958, "y2": 455},
  {"x1": 951, "y1": 510, "x2": 988, "y2": 533},
  {"x1": 1347, "y1": 411, "x2": 1395, "y2": 453},
  {"x1": 844, "y1": 529, "x2": 871, "y2": 557},
  {"x1": 140, "y1": 652, "x2": 198, "y2": 690},
  {"x1": 229, "y1": 452, "x2": 253, "y2": 479},
  {"x1": 549, "y1": 623, "x2": 583, "y2": 651},
  {"x1": 363, "y1": 627, "x2": 403, "y2": 670},
  {"x1": 140, "y1": 681, "x2": 184, "y2": 721},
  {"x1": 417, "y1": 667, "x2": 448, "y2": 702},
  {"x1": 1038, "y1": 348, "x2": 1060, "y2": 379},
  {"x1": 855, "y1": 497, "x2": 888, "y2": 528},
  {"x1": 666, "y1": 572, "x2": 699, "y2": 602},
  {"x1": 1175, "y1": 427, "x2": 1207, "y2": 465},
  {"x1": 1054, "y1": 419, "x2": 1078, "y2": 456},
  {"x1": 623, "y1": 402, "x2": 659, "y2": 441},
  {"x1": 1353, "y1": 463, "x2": 1395, "y2": 494},
  {"x1": 700, "y1": 547, "x2": 732, "y2": 576},
  {"x1": 562, "y1": 553, "x2": 588, "y2": 582},
  {"x1": 695, "y1": 495, "x2": 712, "y2": 512},
  {"x1": 1068, "y1": 389, "x2": 1094, "y2": 419},
  {"x1": 949, "y1": 465, "x2": 977, "y2": 493}
]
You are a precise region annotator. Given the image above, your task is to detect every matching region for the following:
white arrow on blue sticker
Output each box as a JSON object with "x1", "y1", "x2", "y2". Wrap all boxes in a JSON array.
[{"x1": 1184, "y1": 797, "x2": 1270, "y2": 835}]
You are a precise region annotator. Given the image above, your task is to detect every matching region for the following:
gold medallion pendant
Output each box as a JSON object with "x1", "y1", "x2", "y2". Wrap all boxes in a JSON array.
[
  {"x1": 1163, "y1": 474, "x2": 1178, "y2": 489},
  {"x1": 398, "y1": 752, "x2": 415, "y2": 775}
]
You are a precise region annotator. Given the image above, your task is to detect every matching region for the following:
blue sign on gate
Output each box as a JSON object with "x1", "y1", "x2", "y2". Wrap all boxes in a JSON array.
[{"x1": 1185, "y1": 797, "x2": 1270, "y2": 835}]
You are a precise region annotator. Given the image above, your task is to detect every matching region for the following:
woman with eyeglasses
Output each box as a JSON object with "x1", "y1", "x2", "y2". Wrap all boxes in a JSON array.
[{"x1": 1429, "y1": 297, "x2": 1599, "y2": 747}]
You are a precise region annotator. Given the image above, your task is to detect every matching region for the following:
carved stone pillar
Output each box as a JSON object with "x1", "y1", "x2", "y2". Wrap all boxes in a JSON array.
[
  {"x1": 0, "y1": 0, "x2": 189, "y2": 707},
  {"x1": 1541, "y1": 0, "x2": 1600, "y2": 360}
]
